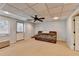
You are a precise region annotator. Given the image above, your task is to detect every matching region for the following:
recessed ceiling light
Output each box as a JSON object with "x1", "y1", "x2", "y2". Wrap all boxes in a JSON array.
[
  {"x1": 53, "y1": 17, "x2": 59, "y2": 20},
  {"x1": 3, "y1": 11, "x2": 10, "y2": 14}
]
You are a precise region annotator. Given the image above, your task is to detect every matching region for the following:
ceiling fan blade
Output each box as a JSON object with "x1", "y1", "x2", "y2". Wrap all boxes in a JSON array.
[
  {"x1": 34, "y1": 19, "x2": 37, "y2": 22},
  {"x1": 39, "y1": 17, "x2": 45, "y2": 19},
  {"x1": 38, "y1": 19, "x2": 43, "y2": 22},
  {"x1": 31, "y1": 16, "x2": 35, "y2": 18}
]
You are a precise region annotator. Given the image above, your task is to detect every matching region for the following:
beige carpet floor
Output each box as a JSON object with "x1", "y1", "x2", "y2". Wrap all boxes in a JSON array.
[{"x1": 0, "y1": 39, "x2": 79, "y2": 56}]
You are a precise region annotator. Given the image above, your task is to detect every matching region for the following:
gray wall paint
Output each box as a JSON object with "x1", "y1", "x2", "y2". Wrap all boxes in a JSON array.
[
  {"x1": 24, "y1": 22, "x2": 35, "y2": 39},
  {"x1": 35, "y1": 20, "x2": 67, "y2": 41},
  {"x1": 0, "y1": 16, "x2": 67, "y2": 43}
]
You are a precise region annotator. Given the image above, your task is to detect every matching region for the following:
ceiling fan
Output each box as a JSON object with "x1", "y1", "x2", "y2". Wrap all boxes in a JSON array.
[{"x1": 31, "y1": 15, "x2": 45, "y2": 22}]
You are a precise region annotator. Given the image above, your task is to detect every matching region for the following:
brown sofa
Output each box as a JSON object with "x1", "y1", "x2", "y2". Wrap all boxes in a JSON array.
[{"x1": 32, "y1": 31, "x2": 57, "y2": 43}]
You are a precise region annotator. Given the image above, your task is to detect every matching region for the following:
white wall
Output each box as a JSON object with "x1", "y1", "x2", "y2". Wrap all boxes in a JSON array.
[
  {"x1": 0, "y1": 16, "x2": 17, "y2": 43},
  {"x1": 35, "y1": 20, "x2": 67, "y2": 41},
  {"x1": 24, "y1": 22, "x2": 35, "y2": 39}
]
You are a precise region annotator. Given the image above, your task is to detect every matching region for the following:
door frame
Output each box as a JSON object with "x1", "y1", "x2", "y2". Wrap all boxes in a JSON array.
[
  {"x1": 73, "y1": 18, "x2": 76, "y2": 51},
  {"x1": 16, "y1": 21, "x2": 25, "y2": 42}
]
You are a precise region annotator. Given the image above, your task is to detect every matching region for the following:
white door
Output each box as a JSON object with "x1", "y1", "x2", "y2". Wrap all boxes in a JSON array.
[{"x1": 75, "y1": 16, "x2": 79, "y2": 50}]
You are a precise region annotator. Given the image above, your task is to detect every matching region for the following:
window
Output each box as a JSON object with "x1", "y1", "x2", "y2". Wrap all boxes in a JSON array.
[
  {"x1": 17, "y1": 22, "x2": 24, "y2": 32},
  {"x1": 0, "y1": 20, "x2": 9, "y2": 35}
]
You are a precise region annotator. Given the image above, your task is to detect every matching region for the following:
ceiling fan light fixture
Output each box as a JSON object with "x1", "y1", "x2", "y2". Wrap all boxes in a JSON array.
[{"x1": 53, "y1": 17, "x2": 59, "y2": 20}]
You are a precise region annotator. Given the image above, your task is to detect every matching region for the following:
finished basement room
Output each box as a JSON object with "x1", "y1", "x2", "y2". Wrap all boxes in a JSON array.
[{"x1": 0, "y1": 3, "x2": 79, "y2": 56}]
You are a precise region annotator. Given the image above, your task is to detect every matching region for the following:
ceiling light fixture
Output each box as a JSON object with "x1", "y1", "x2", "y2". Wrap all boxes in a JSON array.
[
  {"x1": 53, "y1": 17, "x2": 59, "y2": 20},
  {"x1": 3, "y1": 11, "x2": 10, "y2": 14}
]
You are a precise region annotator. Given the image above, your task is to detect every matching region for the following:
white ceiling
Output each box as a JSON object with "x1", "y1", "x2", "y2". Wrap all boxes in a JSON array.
[{"x1": 0, "y1": 3, "x2": 79, "y2": 21}]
